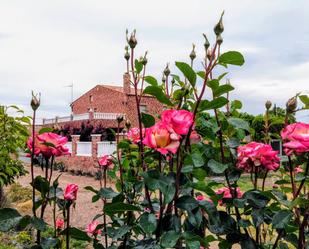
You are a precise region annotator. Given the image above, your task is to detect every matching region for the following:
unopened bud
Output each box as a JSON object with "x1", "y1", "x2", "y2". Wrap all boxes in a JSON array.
[
  {"x1": 214, "y1": 12, "x2": 224, "y2": 35},
  {"x1": 141, "y1": 51, "x2": 148, "y2": 66},
  {"x1": 189, "y1": 44, "x2": 196, "y2": 61},
  {"x1": 286, "y1": 97, "x2": 297, "y2": 113},
  {"x1": 203, "y1": 33, "x2": 210, "y2": 50},
  {"x1": 125, "y1": 119, "x2": 131, "y2": 130},
  {"x1": 116, "y1": 115, "x2": 124, "y2": 123},
  {"x1": 163, "y1": 63, "x2": 170, "y2": 77},
  {"x1": 31, "y1": 91, "x2": 40, "y2": 111},
  {"x1": 265, "y1": 100, "x2": 272, "y2": 110},
  {"x1": 127, "y1": 30, "x2": 137, "y2": 49},
  {"x1": 216, "y1": 34, "x2": 223, "y2": 45},
  {"x1": 171, "y1": 78, "x2": 175, "y2": 85},
  {"x1": 124, "y1": 46, "x2": 130, "y2": 61}
]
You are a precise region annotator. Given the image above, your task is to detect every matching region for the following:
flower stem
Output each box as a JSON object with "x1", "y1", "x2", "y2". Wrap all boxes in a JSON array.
[{"x1": 66, "y1": 206, "x2": 70, "y2": 249}]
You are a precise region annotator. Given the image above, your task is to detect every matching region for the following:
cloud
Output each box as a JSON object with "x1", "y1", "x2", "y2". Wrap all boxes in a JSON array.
[{"x1": 0, "y1": 0, "x2": 308, "y2": 122}]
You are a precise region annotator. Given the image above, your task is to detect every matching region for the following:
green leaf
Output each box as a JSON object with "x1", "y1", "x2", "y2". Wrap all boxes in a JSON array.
[
  {"x1": 218, "y1": 51, "x2": 245, "y2": 66},
  {"x1": 61, "y1": 227, "x2": 91, "y2": 241},
  {"x1": 197, "y1": 71, "x2": 205, "y2": 79},
  {"x1": 272, "y1": 210, "x2": 293, "y2": 229},
  {"x1": 144, "y1": 75, "x2": 158, "y2": 86},
  {"x1": 207, "y1": 159, "x2": 228, "y2": 174},
  {"x1": 104, "y1": 202, "x2": 140, "y2": 213},
  {"x1": 143, "y1": 86, "x2": 172, "y2": 106},
  {"x1": 207, "y1": 79, "x2": 219, "y2": 90},
  {"x1": 32, "y1": 176, "x2": 49, "y2": 196},
  {"x1": 161, "y1": 184, "x2": 175, "y2": 205},
  {"x1": 175, "y1": 61, "x2": 196, "y2": 87},
  {"x1": 175, "y1": 195, "x2": 199, "y2": 211},
  {"x1": 161, "y1": 230, "x2": 180, "y2": 248},
  {"x1": 213, "y1": 84, "x2": 234, "y2": 97},
  {"x1": 139, "y1": 213, "x2": 157, "y2": 234},
  {"x1": 39, "y1": 127, "x2": 54, "y2": 134},
  {"x1": 99, "y1": 187, "x2": 119, "y2": 199},
  {"x1": 135, "y1": 59, "x2": 143, "y2": 74},
  {"x1": 228, "y1": 117, "x2": 250, "y2": 131},
  {"x1": 0, "y1": 208, "x2": 22, "y2": 232},
  {"x1": 231, "y1": 100, "x2": 242, "y2": 110},
  {"x1": 141, "y1": 112, "x2": 155, "y2": 128},
  {"x1": 200, "y1": 97, "x2": 228, "y2": 111},
  {"x1": 299, "y1": 95, "x2": 309, "y2": 108},
  {"x1": 191, "y1": 151, "x2": 205, "y2": 168},
  {"x1": 31, "y1": 216, "x2": 47, "y2": 231}
]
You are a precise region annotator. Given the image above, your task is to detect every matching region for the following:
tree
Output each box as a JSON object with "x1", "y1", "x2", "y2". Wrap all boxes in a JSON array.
[{"x1": 0, "y1": 105, "x2": 30, "y2": 203}]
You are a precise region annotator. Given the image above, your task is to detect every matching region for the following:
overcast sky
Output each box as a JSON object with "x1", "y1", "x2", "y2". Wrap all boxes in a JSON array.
[{"x1": 1, "y1": 0, "x2": 309, "y2": 122}]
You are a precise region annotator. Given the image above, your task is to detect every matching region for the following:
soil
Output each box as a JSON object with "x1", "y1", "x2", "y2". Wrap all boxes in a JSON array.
[{"x1": 16, "y1": 164, "x2": 105, "y2": 229}]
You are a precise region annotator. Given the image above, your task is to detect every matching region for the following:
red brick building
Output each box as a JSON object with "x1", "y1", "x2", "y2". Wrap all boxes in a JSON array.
[
  {"x1": 43, "y1": 73, "x2": 164, "y2": 173},
  {"x1": 43, "y1": 73, "x2": 164, "y2": 133}
]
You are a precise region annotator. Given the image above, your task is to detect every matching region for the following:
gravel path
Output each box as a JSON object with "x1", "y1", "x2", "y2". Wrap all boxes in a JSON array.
[{"x1": 16, "y1": 164, "x2": 106, "y2": 229}]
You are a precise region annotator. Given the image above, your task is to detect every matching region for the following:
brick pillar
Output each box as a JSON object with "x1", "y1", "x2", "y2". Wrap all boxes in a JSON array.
[
  {"x1": 71, "y1": 135, "x2": 80, "y2": 157},
  {"x1": 91, "y1": 134, "x2": 101, "y2": 159}
]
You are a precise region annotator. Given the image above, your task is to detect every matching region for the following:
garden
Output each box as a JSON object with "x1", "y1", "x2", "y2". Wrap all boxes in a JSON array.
[{"x1": 0, "y1": 13, "x2": 309, "y2": 249}]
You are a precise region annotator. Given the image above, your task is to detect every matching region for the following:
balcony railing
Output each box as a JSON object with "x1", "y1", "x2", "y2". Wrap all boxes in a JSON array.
[
  {"x1": 94, "y1": 112, "x2": 125, "y2": 120},
  {"x1": 43, "y1": 112, "x2": 125, "y2": 124}
]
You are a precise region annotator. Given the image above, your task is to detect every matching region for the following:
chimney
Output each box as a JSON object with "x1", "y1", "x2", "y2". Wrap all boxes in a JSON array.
[{"x1": 123, "y1": 73, "x2": 131, "y2": 94}]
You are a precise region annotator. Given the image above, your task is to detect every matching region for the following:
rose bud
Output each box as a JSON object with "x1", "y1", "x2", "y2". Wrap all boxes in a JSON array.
[
  {"x1": 214, "y1": 12, "x2": 224, "y2": 35},
  {"x1": 56, "y1": 218, "x2": 64, "y2": 229},
  {"x1": 31, "y1": 91, "x2": 41, "y2": 111},
  {"x1": 64, "y1": 184, "x2": 78, "y2": 201},
  {"x1": 163, "y1": 63, "x2": 170, "y2": 77},
  {"x1": 286, "y1": 96, "x2": 297, "y2": 113},
  {"x1": 128, "y1": 30, "x2": 137, "y2": 48},
  {"x1": 125, "y1": 119, "x2": 131, "y2": 130},
  {"x1": 116, "y1": 115, "x2": 124, "y2": 123},
  {"x1": 124, "y1": 46, "x2": 130, "y2": 61},
  {"x1": 203, "y1": 33, "x2": 210, "y2": 50},
  {"x1": 141, "y1": 51, "x2": 148, "y2": 66},
  {"x1": 265, "y1": 100, "x2": 272, "y2": 110},
  {"x1": 190, "y1": 44, "x2": 196, "y2": 61}
]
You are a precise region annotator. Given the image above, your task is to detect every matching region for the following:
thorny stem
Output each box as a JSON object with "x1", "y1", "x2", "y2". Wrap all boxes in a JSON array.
[
  {"x1": 66, "y1": 205, "x2": 70, "y2": 249},
  {"x1": 103, "y1": 168, "x2": 108, "y2": 249},
  {"x1": 117, "y1": 121, "x2": 124, "y2": 192},
  {"x1": 156, "y1": 155, "x2": 163, "y2": 240},
  {"x1": 31, "y1": 110, "x2": 37, "y2": 218},
  {"x1": 130, "y1": 47, "x2": 153, "y2": 212}
]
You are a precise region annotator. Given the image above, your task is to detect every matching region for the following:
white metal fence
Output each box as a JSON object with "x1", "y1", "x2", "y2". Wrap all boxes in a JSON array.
[
  {"x1": 97, "y1": 141, "x2": 117, "y2": 157},
  {"x1": 73, "y1": 113, "x2": 90, "y2": 121},
  {"x1": 65, "y1": 142, "x2": 72, "y2": 153},
  {"x1": 76, "y1": 142, "x2": 92, "y2": 156}
]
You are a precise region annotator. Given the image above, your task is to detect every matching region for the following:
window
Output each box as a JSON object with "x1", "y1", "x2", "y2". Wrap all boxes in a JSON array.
[
  {"x1": 89, "y1": 95, "x2": 93, "y2": 102},
  {"x1": 139, "y1": 104, "x2": 147, "y2": 113}
]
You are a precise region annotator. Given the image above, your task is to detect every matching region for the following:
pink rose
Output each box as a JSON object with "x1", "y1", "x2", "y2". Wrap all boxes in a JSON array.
[
  {"x1": 196, "y1": 195, "x2": 206, "y2": 201},
  {"x1": 190, "y1": 130, "x2": 202, "y2": 144},
  {"x1": 216, "y1": 187, "x2": 243, "y2": 206},
  {"x1": 98, "y1": 155, "x2": 113, "y2": 169},
  {"x1": 144, "y1": 207, "x2": 151, "y2": 213},
  {"x1": 161, "y1": 109, "x2": 194, "y2": 135},
  {"x1": 127, "y1": 127, "x2": 145, "y2": 143},
  {"x1": 294, "y1": 165, "x2": 304, "y2": 174},
  {"x1": 27, "y1": 132, "x2": 69, "y2": 158},
  {"x1": 237, "y1": 142, "x2": 280, "y2": 172},
  {"x1": 143, "y1": 122, "x2": 180, "y2": 155},
  {"x1": 64, "y1": 184, "x2": 78, "y2": 201},
  {"x1": 56, "y1": 218, "x2": 64, "y2": 229},
  {"x1": 85, "y1": 220, "x2": 101, "y2": 236},
  {"x1": 281, "y1": 122, "x2": 309, "y2": 155}
]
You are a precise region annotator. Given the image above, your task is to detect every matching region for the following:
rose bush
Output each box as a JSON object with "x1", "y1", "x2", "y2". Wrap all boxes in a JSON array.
[{"x1": 0, "y1": 12, "x2": 308, "y2": 249}]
